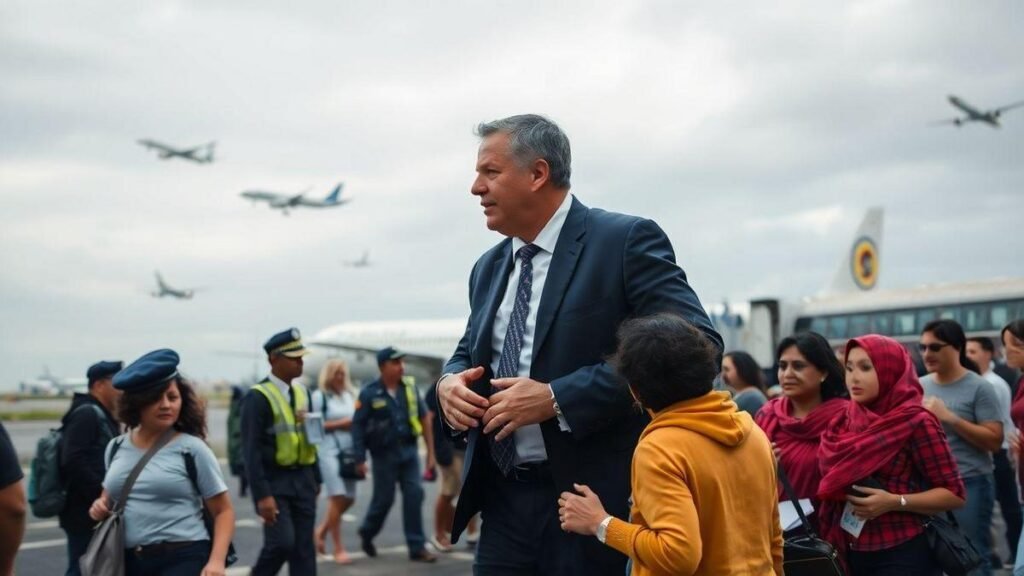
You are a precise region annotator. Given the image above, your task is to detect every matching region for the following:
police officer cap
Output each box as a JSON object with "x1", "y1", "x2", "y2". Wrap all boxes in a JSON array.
[
  {"x1": 376, "y1": 346, "x2": 406, "y2": 366},
  {"x1": 113, "y1": 349, "x2": 180, "y2": 392},
  {"x1": 86, "y1": 360, "x2": 123, "y2": 383},
  {"x1": 264, "y1": 328, "x2": 310, "y2": 358}
]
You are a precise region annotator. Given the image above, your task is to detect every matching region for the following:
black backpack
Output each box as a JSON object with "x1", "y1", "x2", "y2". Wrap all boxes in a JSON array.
[{"x1": 28, "y1": 404, "x2": 108, "y2": 517}]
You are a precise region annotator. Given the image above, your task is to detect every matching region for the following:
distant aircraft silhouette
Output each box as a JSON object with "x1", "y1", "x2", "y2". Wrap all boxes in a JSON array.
[
  {"x1": 932, "y1": 95, "x2": 1024, "y2": 128},
  {"x1": 240, "y1": 182, "x2": 349, "y2": 216},
  {"x1": 344, "y1": 251, "x2": 371, "y2": 268},
  {"x1": 152, "y1": 271, "x2": 199, "y2": 299},
  {"x1": 137, "y1": 139, "x2": 216, "y2": 164}
]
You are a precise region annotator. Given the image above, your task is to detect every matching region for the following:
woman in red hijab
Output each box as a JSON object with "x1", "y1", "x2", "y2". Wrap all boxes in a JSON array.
[
  {"x1": 818, "y1": 335, "x2": 965, "y2": 576},
  {"x1": 755, "y1": 332, "x2": 847, "y2": 525}
]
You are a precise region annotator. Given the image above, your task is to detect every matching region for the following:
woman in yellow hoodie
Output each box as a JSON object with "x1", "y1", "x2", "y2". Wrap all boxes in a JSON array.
[{"x1": 559, "y1": 313, "x2": 784, "y2": 576}]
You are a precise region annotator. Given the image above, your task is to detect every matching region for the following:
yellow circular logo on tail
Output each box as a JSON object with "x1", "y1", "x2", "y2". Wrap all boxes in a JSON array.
[{"x1": 851, "y1": 237, "x2": 878, "y2": 290}]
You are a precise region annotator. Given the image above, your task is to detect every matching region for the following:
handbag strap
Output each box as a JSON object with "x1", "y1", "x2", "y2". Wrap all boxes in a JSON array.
[
  {"x1": 113, "y1": 428, "x2": 176, "y2": 513},
  {"x1": 777, "y1": 462, "x2": 819, "y2": 538}
]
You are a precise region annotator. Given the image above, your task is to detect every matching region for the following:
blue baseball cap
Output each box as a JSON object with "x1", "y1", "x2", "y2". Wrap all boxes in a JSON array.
[
  {"x1": 86, "y1": 360, "x2": 123, "y2": 383},
  {"x1": 113, "y1": 349, "x2": 180, "y2": 392},
  {"x1": 264, "y1": 328, "x2": 310, "y2": 358},
  {"x1": 376, "y1": 346, "x2": 406, "y2": 366}
]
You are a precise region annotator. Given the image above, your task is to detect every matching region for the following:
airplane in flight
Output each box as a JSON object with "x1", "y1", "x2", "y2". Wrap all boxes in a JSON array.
[
  {"x1": 151, "y1": 271, "x2": 199, "y2": 300},
  {"x1": 933, "y1": 95, "x2": 1024, "y2": 128},
  {"x1": 343, "y1": 251, "x2": 371, "y2": 268},
  {"x1": 137, "y1": 139, "x2": 216, "y2": 164},
  {"x1": 240, "y1": 183, "x2": 349, "y2": 215}
]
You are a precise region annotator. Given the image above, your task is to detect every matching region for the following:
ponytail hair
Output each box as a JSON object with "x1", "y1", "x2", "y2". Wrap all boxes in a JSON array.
[{"x1": 922, "y1": 319, "x2": 980, "y2": 374}]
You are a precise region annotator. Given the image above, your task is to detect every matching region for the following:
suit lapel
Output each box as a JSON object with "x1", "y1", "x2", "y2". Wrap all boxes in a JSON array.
[
  {"x1": 531, "y1": 198, "x2": 587, "y2": 362},
  {"x1": 472, "y1": 239, "x2": 514, "y2": 367}
]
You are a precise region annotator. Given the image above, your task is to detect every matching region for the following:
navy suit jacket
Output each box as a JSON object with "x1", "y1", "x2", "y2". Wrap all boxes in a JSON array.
[{"x1": 442, "y1": 197, "x2": 722, "y2": 573}]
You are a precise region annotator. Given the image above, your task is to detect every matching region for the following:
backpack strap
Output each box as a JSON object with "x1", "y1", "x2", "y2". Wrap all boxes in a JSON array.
[
  {"x1": 183, "y1": 450, "x2": 200, "y2": 498},
  {"x1": 777, "y1": 462, "x2": 819, "y2": 538}
]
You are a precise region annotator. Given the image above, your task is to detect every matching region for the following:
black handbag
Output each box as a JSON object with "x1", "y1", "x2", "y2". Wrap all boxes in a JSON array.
[
  {"x1": 778, "y1": 464, "x2": 845, "y2": 576},
  {"x1": 923, "y1": 512, "x2": 982, "y2": 576},
  {"x1": 338, "y1": 449, "x2": 365, "y2": 480}
]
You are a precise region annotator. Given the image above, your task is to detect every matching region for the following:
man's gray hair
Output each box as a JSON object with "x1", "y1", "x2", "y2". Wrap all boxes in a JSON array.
[{"x1": 475, "y1": 114, "x2": 572, "y2": 189}]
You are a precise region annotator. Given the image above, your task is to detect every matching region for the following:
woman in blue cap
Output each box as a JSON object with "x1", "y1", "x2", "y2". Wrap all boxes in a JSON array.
[{"x1": 88, "y1": 349, "x2": 235, "y2": 576}]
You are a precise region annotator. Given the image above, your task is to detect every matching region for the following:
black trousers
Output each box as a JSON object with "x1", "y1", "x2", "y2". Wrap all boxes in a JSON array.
[
  {"x1": 473, "y1": 460, "x2": 627, "y2": 576},
  {"x1": 994, "y1": 448, "x2": 1023, "y2": 560},
  {"x1": 250, "y1": 493, "x2": 317, "y2": 576},
  {"x1": 847, "y1": 533, "x2": 939, "y2": 576},
  {"x1": 63, "y1": 526, "x2": 92, "y2": 576}
]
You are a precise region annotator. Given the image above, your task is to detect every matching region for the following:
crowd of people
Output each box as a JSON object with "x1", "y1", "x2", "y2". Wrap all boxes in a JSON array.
[{"x1": 1, "y1": 114, "x2": 1023, "y2": 576}]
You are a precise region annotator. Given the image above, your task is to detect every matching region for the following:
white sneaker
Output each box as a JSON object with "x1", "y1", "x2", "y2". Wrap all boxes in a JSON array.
[{"x1": 430, "y1": 535, "x2": 454, "y2": 553}]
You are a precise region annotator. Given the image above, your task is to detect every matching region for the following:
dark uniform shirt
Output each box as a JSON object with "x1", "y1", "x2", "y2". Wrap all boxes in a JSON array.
[{"x1": 351, "y1": 379, "x2": 427, "y2": 462}]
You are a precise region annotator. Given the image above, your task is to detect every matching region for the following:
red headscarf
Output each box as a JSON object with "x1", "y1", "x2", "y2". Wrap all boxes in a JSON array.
[
  {"x1": 756, "y1": 396, "x2": 847, "y2": 500},
  {"x1": 817, "y1": 335, "x2": 936, "y2": 500}
]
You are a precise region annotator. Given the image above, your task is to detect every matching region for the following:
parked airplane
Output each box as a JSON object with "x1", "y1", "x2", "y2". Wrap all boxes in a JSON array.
[
  {"x1": 137, "y1": 139, "x2": 216, "y2": 164},
  {"x1": 18, "y1": 367, "x2": 88, "y2": 396},
  {"x1": 240, "y1": 183, "x2": 348, "y2": 215},
  {"x1": 299, "y1": 208, "x2": 1023, "y2": 387},
  {"x1": 933, "y1": 95, "x2": 1024, "y2": 128},
  {"x1": 151, "y1": 271, "x2": 199, "y2": 300},
  {"x1": 343, "y1": 251, "x2": 371, "y2": 268}
]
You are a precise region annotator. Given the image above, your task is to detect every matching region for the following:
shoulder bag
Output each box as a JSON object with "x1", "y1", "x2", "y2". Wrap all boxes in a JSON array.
[
  {"x1": 924, "y1": 511, "x2": 982, "y2": 576},
  {"x1": 79, "y1": 428, "x2": 175, "y2": 576},
  {"x1": 778, "y1": 464, "x2": 845, "y2": 576}
]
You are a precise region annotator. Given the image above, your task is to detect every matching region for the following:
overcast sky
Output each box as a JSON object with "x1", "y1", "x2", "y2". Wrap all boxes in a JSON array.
[{"x1": 1, "y1": 0, "x2": 1021, "y2": 387}]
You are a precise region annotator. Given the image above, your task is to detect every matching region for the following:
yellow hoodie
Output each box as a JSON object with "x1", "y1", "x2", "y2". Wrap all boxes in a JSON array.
[{"x1": 605, "y1": 391, "x2": 783, "y2": 576}]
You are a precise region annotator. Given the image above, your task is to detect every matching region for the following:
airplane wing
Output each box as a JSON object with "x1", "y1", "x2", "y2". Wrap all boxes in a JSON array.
[
  {"x1": 996, "y1": 100, "x2": 1024, "y2": 114},
  {"x1": 138, "y1": 139, "x2": 175, "y2": 153},
  {"x1": 929, "y1": 118, "x2": 963, "y2": 126}
]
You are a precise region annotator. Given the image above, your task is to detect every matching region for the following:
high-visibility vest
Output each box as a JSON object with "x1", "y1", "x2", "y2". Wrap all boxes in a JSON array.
[
  {"x1": 252, "y1": 381, "x2": 317, "y2": 467},
  {"x1": 401, "y1": 376, "x2": 423, "y2": 437}
]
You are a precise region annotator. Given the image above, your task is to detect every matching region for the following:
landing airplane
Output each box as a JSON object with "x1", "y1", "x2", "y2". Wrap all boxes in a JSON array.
[
  {"x1": 240, "y1": 183, "x2": 348, "y2": 215},
  {"x1": 343, "y1": 251, "x2": 371, "y2": 268},
  {"x1": 152, "y1": 271, "x2": 199, "y2": 300},
  {"x1": 933, "y1": 95, "x2": 1024, "y2": 128},
  {"x1": 137, "y1": 139, "x2": 216, "y2": 164}
]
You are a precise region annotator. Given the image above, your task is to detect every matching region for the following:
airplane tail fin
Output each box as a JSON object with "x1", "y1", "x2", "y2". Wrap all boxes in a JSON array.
[
  {"x1": 827, "y1": 207, "x2": 884, "y2": 294},
  {"x1": 326, "y1": 182, "x2": 344, "y2": 203},
  {"x1": 202, "y1": 141, "x2": 216, "y2": 163}
]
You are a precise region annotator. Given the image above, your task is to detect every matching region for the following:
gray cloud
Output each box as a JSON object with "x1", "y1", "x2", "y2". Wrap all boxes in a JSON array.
[{"x1": 1, "y1": 0, "x2": 1021, "y2": 385}]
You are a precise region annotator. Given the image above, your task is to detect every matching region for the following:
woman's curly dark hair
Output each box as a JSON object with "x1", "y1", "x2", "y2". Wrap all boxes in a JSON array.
[{"x1": 117, "y1": 377, "x2": 207, "y2": 439}]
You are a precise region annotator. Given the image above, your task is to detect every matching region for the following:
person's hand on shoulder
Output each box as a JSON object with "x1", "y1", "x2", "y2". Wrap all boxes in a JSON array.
[{"x1": 437, "y1": 367, "x2": 488, "y2": 431}]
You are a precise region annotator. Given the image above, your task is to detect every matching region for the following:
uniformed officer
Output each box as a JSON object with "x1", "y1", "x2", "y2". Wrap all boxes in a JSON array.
[
  {"x1": 241, "y1": 328, "x2": 322, "y2": 576},
  {"x1": 352, "y1": 346, "x2": 437, "y2": 563}
]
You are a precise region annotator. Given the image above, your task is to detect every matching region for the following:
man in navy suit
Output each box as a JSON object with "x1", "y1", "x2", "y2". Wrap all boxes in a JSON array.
[{"x1": 436, "y1": 114, "x2": 722, "y2": 576}]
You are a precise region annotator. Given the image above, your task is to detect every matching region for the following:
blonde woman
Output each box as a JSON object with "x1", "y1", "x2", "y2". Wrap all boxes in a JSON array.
[{"x1": 312, "y1": 359, "x2": 358, "y2": 564}]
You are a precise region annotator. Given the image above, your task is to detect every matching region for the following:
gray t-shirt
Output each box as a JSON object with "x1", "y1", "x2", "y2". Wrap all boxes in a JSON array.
[
  {"x1": 733, "y1": 388, "x2": 768, "y2": 416},
  {"x1": 921, "y1": 372, "x2": 1002, "y2": 478},
  {"x1": 103, "y1": 433, "x2": 227, "y2": 548}
]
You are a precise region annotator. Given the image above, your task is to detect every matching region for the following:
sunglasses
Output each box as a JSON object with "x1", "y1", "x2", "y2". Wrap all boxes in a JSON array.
[{"x1": 918, "y1": 343, "x2": 951, "y2": 353}]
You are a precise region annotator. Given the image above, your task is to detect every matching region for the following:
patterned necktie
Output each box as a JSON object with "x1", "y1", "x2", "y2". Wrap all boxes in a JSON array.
[{"x1": 489, "y1": 243, "x2": 542, "y2": 476}]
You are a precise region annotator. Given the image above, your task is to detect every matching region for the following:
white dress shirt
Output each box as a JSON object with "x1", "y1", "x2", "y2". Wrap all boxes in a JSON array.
[
  {"x1": 268, "y1": 373, "x2": 293, "y2": 399},
  {"x1": 490, "y1": 192, "x2": 573, "y2": 464}
]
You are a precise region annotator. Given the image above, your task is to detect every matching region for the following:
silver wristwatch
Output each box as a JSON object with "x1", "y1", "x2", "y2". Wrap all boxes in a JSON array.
[{"x1": 596, "y1": 515, "x2": 614, "y2": 543}]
